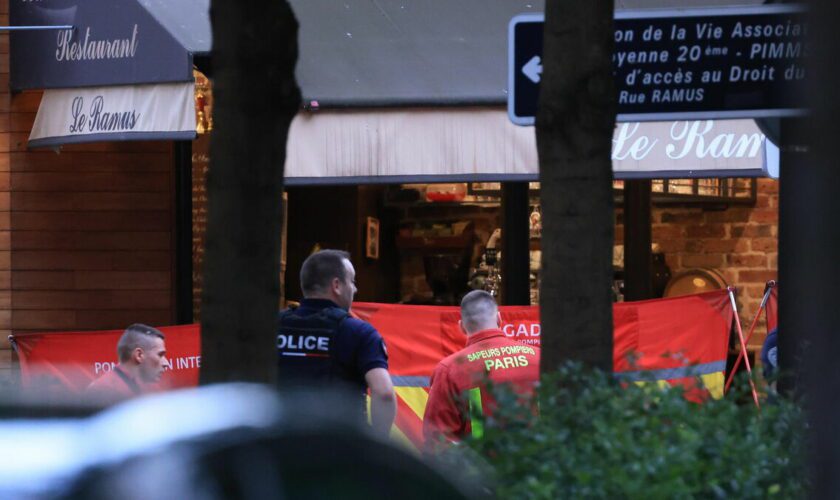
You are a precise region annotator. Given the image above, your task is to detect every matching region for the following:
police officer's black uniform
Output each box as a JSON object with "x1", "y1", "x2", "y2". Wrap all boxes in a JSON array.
[{"x1": 276, "y1": 298, "x2": 389, "y2": 411}]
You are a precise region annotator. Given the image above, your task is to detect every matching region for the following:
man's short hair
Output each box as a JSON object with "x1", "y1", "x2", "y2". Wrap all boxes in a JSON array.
[
  {"x1": 117, "y1": 323, "x2": 165, "y2": 362},
  {"x1": 460, "y1": 290, "x2": 499, "y2": 333},
  {"x1": 300, "y1": 249, "x2": 351, "y2": 296}
]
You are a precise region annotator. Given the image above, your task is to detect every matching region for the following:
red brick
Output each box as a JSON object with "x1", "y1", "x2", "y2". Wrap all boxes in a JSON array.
[
  {"x1": 660, "y1": 211, "x2": 704, "y2": 224},
  {"x1": 705, "y1": 208, "x2": 752, "y2": 224},
  {"x1": 686, "y1": 225, "x2": 726, "y2": 238},
  {"x1": 738, "y1": 270, "x2": 777, "y2": 283},
  {"x1": 651, "y1": 225, "x2": 684, "y2": 240},
  {"x1": 657, "y1": 239, "x2": 687, "y2": 253},
  {"x1": 768, "y1": 253, "x2": 778, "y2": 269},
  {"x1": 730, "y1": 224, "x2": 772, "y2": 238},
  {"x1": 684, "y1": 239, "x2": 704, "y2": 253},
  {"x1": 750, "y1": 238, "x2": 777, "y2": 253},
  {"x1": 681, "y1": 253, "x2": 725, "y2": 268},
  {"x1": 721, "y1": 268, "x2": 739, "y2": 285},
  {"x1": 757, "y1": 179, "x2": 779, "y2": 194},
  {"x1": 741, "y1": 285, "x2": 768, "y2": 299},
  {"x1": 755, "y1": 194, "x2": 772, "y2": 208},
  {"x1": 727, "y1": 254, "x2": 767, "y2": 267},
  {"x1": 749, "y1": 209, "x2": 778, "y2": 224},
  {"x1": 701, "y1": 239, "x2": 743, "y2": 253}
]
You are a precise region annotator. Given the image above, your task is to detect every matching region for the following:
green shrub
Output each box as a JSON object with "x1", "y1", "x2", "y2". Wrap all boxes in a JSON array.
[{"x1": 445, "y1": 362, "x2": 808, "y2": 499}]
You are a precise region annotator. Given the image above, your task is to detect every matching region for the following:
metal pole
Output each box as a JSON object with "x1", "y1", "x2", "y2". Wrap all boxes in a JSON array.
[
  {"x1": 623, "y1": 180, "x2": 653, "y2": 301},
  {"x1": 501, "y1": 182, "x2": 531, "y2": 305},
  {"x1": 728, "y1": 288, "x2": 760, "y2": 408},
  {"x1": 724, "y1": 284, "x2": 773, "y2": 393},
  {"x1": 0, "y1": 25, "x2": 73, "y2": 31},
  {"x1": 174, "y1": 141, "x2": 194, "y2": 324}
]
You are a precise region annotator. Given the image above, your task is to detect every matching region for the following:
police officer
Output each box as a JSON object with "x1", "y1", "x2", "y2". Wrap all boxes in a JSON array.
[{"x1": 277, "y1": 249, "x2": 396, "y2": 436}]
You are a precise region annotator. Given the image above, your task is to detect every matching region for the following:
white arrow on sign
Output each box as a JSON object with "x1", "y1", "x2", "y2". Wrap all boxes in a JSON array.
[{"x1": 522, "y1": 55, "x2": 542, "y2": 84}]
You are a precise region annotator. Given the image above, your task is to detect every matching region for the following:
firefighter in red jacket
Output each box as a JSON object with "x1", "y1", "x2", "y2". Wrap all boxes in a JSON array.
[{"x1": 423, "y1": 290, "x2": 540, "y2": 449}]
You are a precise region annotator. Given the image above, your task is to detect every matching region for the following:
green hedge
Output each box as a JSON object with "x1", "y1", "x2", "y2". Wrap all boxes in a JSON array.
[{"x1": 444, "y1": 363, "x2": 808, "y2": 499}]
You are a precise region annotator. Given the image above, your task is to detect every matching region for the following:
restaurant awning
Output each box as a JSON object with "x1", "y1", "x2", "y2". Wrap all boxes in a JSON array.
[
  {"x1": 12, "y1": 0, "x2": 209, "y2": 146},
  {"x1": 284, "y1": 110, "x2": 778, "y2": 184},
  {"x1": 28, "y1": 82, "x2": 197, "y2": 149},
  {"x1": 10, "y1": 0, "x2": 210, "y2": 90}
]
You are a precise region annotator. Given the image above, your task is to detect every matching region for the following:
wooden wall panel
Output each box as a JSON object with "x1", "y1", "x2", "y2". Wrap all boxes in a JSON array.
[
  {"x1": 0, "y1": 0, "x2": 176, "y2": 391},
  {"x1": 0, "y1": 14, "x2": 10, "y2": 390}
]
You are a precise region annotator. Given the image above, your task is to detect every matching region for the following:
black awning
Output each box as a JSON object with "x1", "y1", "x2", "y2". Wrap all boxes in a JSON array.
[
  {"x1": 12, "y1": 0, "x2": 544, "y2": 104},
  {"x1": 290, "y1": 0, "x2": 543, "y2": 107},
  {"x1": 10, "y1": 0, "x2": 210, "y2": 91}
]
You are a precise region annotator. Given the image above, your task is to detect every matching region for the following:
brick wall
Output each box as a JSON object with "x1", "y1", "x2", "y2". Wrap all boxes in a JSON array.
[
  {"x1": 0, "y1": 0, "x2": 176, "y2": 391},
  {"x1": 617, "y1": 178, "x2": 779, "y2": 342}
]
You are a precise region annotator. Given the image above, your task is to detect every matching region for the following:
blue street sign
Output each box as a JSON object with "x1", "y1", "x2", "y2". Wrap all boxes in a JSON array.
[
  {"x1": 507, "y1": 5, "x2": 806, "y2": 126},
  {"x1": 508, "y1": 14, "x2": 544, "y2": 126}
]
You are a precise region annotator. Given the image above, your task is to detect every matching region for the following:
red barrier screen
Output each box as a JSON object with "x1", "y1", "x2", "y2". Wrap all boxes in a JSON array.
[{"x1": 12, "y1": 290, "x2": 732, "y2": 451}]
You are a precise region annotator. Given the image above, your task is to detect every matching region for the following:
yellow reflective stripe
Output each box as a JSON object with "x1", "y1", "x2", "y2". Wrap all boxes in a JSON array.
[
  {"x1": 635, "y1": 373, "x2": 725, "y2": 399},
  {"x1": 395, "y1": 386, "x2": 430, "y2": 420},
  {"x1": 389, "y1": 424, "x2": 420, "y2": 455},
  {"x1": 700, "y1": 372, "x2": 725, "y2": 399},
  {"x1": 633, "y1": 380, "x2": 675, "y2": 390},
  {"x1": 468, "y1": 387, "x2": 484, "y2": 438}
]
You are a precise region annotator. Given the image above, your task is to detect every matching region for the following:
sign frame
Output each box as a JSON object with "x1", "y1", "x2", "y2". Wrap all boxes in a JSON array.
[{"x1": 508, "y1": 4, "x2": 807, "y2": 126}]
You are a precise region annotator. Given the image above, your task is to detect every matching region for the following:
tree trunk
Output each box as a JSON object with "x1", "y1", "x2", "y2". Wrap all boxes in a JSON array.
[
  {"x1": 537, "y1": 0, "x2": 615, "y2": 375},
  {"x1": 200, "y1": 2, "x2": 301, "y2": 384},
  {"x1": 796, "y1": 0, "x2": 840, "y2": 494}
]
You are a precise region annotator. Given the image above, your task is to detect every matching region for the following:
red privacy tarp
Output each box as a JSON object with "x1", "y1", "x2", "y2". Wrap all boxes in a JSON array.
[{"x1": 11, "y1": 290, "x2": 733, "y2": 451}]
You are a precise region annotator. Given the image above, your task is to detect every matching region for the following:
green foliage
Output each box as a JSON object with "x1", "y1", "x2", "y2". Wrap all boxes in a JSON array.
[{"x1": 447, "y1": 363, "x2": 808, "y2": 499}]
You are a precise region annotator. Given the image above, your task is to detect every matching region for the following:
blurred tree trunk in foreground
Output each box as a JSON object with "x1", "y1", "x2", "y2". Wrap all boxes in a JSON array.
[
  {"x1": 795, "y1": 0, "x2": 840, "y2": 494},
  {"x1": 537, "y1": 1, "x2": 616, "y2": 376},
  {"x1": 200, "y1": 2, "x2": 301, "y2": 384}
]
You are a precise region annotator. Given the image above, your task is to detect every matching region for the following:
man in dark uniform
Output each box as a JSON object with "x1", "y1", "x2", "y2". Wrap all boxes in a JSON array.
[{"x1": 277, "y1": 249, "x2": 396, "y2": 437}]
